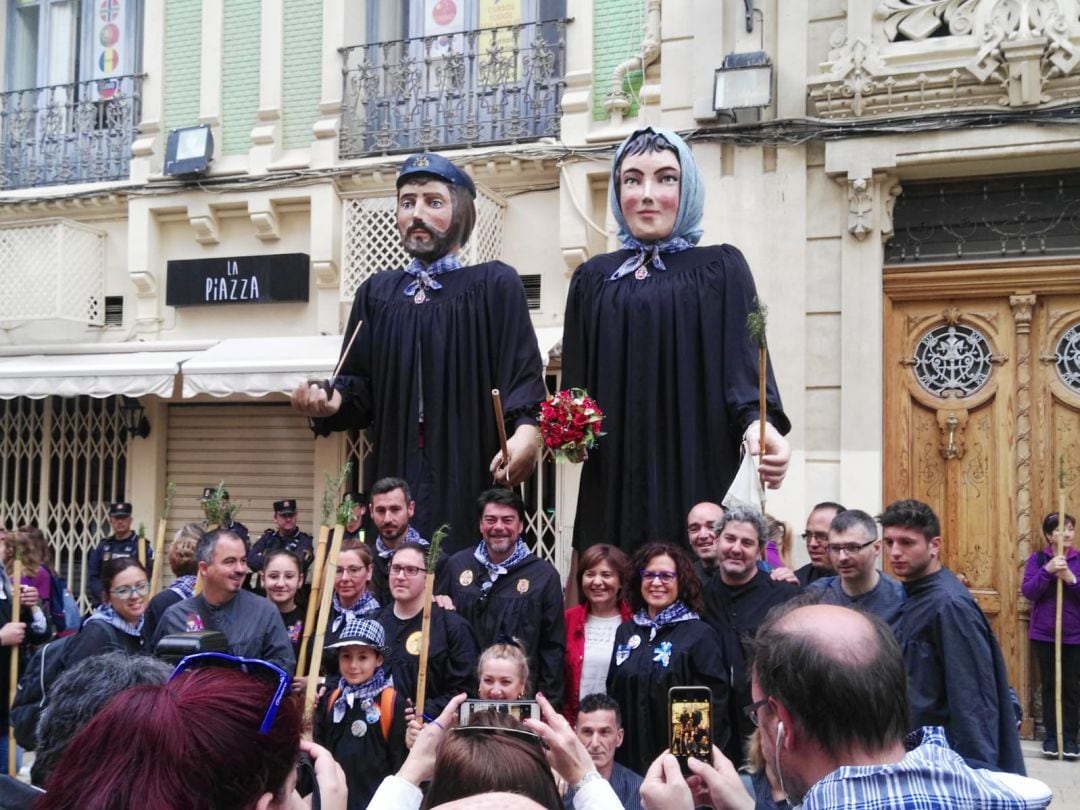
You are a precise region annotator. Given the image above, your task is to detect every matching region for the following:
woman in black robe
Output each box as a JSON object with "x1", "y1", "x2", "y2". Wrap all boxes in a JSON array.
[
  {"x1": 561, "y1": 127, "x2": 791, "y2": 554},
  {"x1": 607, "y1": 543, "x2": 729, "y2": 775}
]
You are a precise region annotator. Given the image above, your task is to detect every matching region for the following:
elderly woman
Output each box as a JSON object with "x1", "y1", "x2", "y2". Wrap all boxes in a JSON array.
[
  {"x1": 1022, "y1": 511, "x2": 1080, "y2": 759},
  {"x1": 607, "y1": 542, "x2": 729, "y2": 775},
  {"x1": 561, "y1": 127, "x2": 791, "y2": 556},
  {"x1": 563, "y1": 543, "x2": 632, "y2": 722}
]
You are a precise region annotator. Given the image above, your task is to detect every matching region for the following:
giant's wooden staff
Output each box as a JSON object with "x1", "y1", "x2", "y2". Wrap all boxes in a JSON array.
[
  {"x1": 415, "y1": 525, "x2": 447, "y2": 720},
  {"x1": 746, "y1": 298, "x2": 769, "y2": 510},
  {"x1": 1054, "y1": 456, "x2": 1066, "y2": 761},
  {"x1": 6, "y1": 553, "x2": 21, "y2": 776},
  {"x1": 149, "y1": 482, "x2": 175, "y2": 598},
  {"x1": 299, "y1": 462, "x2": 353, "y2": 676},
  {"x1": 491, "y1": 389, "x2": 511, "y2": 486}
]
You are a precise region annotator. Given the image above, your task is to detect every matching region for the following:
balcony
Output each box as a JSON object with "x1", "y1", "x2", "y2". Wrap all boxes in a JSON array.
[
  {"x1": 340, "y1": 19, "x2": 568, "y2": 157},
  {"x1": 0, "y1": 75, "x2": 142, "y2": 191}
]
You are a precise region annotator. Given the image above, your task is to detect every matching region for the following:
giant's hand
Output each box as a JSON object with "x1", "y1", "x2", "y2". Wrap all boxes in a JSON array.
[
  {"x1": 291, "y1": 382, "x2": 342, "y2": 419},
  {"x1": 744, "y1": 421, "x2": 790, "y2": 489},
  {"x1": 489, "y1": 424, "x2": 539, "y2": 487}
]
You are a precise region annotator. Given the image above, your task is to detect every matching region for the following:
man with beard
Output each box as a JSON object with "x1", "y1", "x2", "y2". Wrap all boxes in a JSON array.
[
  {"x1": 292, "y1": 154, "x2": 546, "y2": 553},
  {"x1": 376, "y1": 543, "x2": 478, "y2": 717},
  {"x1": 440, "y1": 488, "x2": 565, "y2": 706},
  {"x1": 701, "y1": 504, "x2": 798, "y2": 764},
  {"x1": 365, "y1": 477, "x2": 446, "y2": 604},
  {"x1": 881, "y1": 499, "x2": 1024, "y2": 774},
  {"x1": 151, "y1": 529, "x2": 295, "y2": 674}
]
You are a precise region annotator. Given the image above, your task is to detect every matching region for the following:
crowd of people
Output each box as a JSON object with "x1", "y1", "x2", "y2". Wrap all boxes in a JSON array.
[{"x1": 0, "y1": 134, "x2": 1073, "y2": 808}]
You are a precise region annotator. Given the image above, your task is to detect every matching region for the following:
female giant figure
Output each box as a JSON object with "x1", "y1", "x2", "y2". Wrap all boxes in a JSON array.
[{"x1": 561, "y1": 127, "x2": 791, "y2": 554}]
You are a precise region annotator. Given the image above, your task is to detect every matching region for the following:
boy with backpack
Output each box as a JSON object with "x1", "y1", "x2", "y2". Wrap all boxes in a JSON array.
[{"x1": 314, "y1": 617, "x2": 407, "y2": 809}]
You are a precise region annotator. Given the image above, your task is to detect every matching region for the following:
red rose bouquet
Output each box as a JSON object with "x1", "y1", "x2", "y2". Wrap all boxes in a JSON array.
[{"x1": 538, "y1": 388, "x2": 604, "y2": 463}]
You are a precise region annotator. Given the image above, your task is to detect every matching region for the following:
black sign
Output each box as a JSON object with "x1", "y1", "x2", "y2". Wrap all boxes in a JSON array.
[{"x1": 166, "y1": 253, "x2": 310, "y2": 307}]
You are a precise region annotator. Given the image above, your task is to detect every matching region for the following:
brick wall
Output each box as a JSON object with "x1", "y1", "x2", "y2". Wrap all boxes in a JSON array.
[
  {"x1": 593, "y1": 0, "x2": 646, "y2": 120},
  {"x1": 221, "y1": 0, "x2": 261, "y2": 155},
  {"x1": 163, "y1": 0, "x2": 202, "y2": 132},
  {"x1": 281, "y1": 0, "x2": 323, "y2": 150}
]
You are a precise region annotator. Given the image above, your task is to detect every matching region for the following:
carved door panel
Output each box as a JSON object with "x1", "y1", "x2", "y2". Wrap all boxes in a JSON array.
[{"x1": 883, "y1": 299, "x2": 1017, "y2": 648}]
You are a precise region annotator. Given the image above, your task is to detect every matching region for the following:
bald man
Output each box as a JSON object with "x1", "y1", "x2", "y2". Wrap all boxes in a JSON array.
[{"x1": 687, "y1": 501, "x2": 725, "y2": 580}]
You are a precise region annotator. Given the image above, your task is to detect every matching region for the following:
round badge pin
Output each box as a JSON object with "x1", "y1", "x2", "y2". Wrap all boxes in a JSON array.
[
  {"x1": 351, "y1": 719, "x2": 368, "y2": 738},
  {"x1": 365, "y1": 706, "x2": 382, "y2": 725},
  {"x1": 459, "y1": 569, "x2": 474, "y2": 587},
  {"x1": 634, "y1": 267, "x2": 649, "y2": 280},
  {"x1": 414, "y1": 289, "x2": 426, "y2": 304},
  {"x1": 628, "y1": 634, "x2": 641, "y2": 650}
]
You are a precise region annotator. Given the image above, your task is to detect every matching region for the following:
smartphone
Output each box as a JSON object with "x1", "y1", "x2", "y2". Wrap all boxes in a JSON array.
[
  {"x1": 459, "y1": 699, "x2": 541, "y2": 724},
  {"x1": 669, "y1": 686, "x2": 713, "y2": 775}
]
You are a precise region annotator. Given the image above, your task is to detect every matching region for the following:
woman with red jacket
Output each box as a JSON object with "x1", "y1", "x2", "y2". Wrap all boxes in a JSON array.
[{"x1": 563, "y1": 543, "x2": 632, "y2": 722}]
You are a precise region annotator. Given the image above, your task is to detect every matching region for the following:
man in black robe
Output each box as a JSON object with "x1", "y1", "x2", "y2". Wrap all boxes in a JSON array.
[
  {"x1": 438, "y1": 489, "x2": 565, "y2": 707},
  {"x1": 376, "y1": 543, "x2": 478, "y2": 717},
  {"x1": 769, "y1": 500, "x2": 844, "y2": 587},
  {"x1": 292, "y1": 153, "x2": 546, "y2": 553},
  {"x1": 701, "y1": 505, "x2": 799, "y2": 764},
  {"x1": 880, "y1": 499, "x2": 1025, "y2": 774}
]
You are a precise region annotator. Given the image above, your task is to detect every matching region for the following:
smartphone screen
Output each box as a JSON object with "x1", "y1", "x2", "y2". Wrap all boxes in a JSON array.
[
  {"x1": 459, "y1": 699, "x2": 541, "y2": 725},
  {"x1": 669, "y1": 686, "x2": 712, "y2": 774}
]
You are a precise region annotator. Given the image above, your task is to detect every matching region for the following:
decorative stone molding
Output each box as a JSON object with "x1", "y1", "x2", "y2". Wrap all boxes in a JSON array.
[
  {"x1": 248, "y1": 199, "x2": 281, "y2": 242},
  {"x1": 844, "y1": 174, "x2": 902, "y2": 241},
  {"x1": 188, "y1": 202, "x2": 220, "y2": 245},
  {"x1": 810, "y1": 1, "x2": 1080, "y2": 117},
  {"x1": 313, "y1": 260, "x2": 339, "y2": 289},
  {"x1": 1010, "y1": 293, "x2": 1036, "y2": 562},
  {"x1": 130, "y1": 271, "x2": 157, "y2": 299}
]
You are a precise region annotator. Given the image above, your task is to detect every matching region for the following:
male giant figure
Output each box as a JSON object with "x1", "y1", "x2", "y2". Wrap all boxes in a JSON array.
[{"x1": 292, "y1": 154, "x2": 546, "y2": 552}]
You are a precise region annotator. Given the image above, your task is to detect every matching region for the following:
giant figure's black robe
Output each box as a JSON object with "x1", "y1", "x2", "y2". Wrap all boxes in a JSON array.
[
  {"x1": 896, "y1": 568, "x2": 1025, "y2": 775},
  {"x1": 312, "y1": 262, "x2": 546, "y2": 552},
  {"x1": 606, "y1": 618, "x2": 730, "y2": 776},
  {"x1": 561, "y1": 245, "x2": 790, "y2": 553}
]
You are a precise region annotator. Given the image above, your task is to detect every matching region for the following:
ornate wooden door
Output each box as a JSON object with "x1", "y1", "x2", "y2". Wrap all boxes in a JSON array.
[{"x1": 884, "y1": 269, "x2": 1080, "y2": 736}]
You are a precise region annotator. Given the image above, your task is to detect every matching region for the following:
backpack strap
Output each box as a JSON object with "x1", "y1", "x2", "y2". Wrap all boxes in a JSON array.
[{"x1": 380, "y1": 687, "x2": 396, "y2": 741}]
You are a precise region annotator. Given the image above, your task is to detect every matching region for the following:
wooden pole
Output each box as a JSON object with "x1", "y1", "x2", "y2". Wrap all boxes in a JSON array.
[
  {"x1": 149, "y1": 519, "x2": 168, "y2": 597},
  {"x1": 303, "y1": 523, "x2": 346, "y2": 729},
  {"x1": 297, "y1": 524, "x2": 330, "y2": 675},
  {"x1": 492, "y1": 389, "x2": 510, "y2": 484},
  {"x1": 7, "y1": 557, "x2": 21, "y2": 776},
  {"x1": 330, "y1": 321, "x2": 363, "y2": 382},
  {"x1": 137, "y1": 533, "x2": 146, "y2": 568},
  {"x1": 415, "y1": 572, "x2": 436, "y2": 718},
  {"x1": 758, "y1": 344, "x2": 768, "y2": 511},
  {"x1": 1054, "y1": 467, "x2": 1066, "y2": 760}
]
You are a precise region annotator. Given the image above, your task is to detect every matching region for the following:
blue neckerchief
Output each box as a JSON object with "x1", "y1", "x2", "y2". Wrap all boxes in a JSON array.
[
  {"x1": 86, "y1": 603, "x2": 145, "y2": 638},
  {"x1": 402, "y1": 254, "x2": 463, "y2": 297},
  {"x1": 332, "y1": 667, "x2": 392, "y2": 724},
  {"x1": 632, "y1": 600, "x2": 698, "y2": 641},
  {"x1": 168, "y1": 574, "x2": 197, "y2": 601},
  {"x1": 473, "y1": 538, "x2": 530, "y2": 584},
  {"x1": 375, "y1": 527, "x2": 427, "y2": 559},
  {"x1": 608, "y1": 236, "x2": 696, "y2": 281},
  {"x1": 332, "y1": 590, "x2": 380, "y2": 633}
]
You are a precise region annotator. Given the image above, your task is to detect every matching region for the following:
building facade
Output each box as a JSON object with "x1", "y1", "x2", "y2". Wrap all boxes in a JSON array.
[{"x1": 0, "y1": 0, "x2": 1078, "y2": 736}]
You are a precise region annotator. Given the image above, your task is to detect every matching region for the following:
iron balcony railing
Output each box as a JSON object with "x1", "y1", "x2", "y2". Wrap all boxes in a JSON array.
[
  {"x1": 0, "y1": 74, "x2": 142, "y2": 191},
  {"x1": 340, "y1": 19, "x2": 568, "y2": 157}
]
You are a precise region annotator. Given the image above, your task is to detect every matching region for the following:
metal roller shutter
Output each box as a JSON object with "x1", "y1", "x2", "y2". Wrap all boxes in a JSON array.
[{"x1": 163, "y1": 403, "x2": 315, "y2": 581}]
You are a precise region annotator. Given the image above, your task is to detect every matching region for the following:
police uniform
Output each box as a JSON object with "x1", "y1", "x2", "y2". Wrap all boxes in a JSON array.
[
  {"x1": 86, "y1": 502, "x2": 153, "y2": 604},
  {"x1": 246, "y1": 499, "x2": 315, "y2": 575}
]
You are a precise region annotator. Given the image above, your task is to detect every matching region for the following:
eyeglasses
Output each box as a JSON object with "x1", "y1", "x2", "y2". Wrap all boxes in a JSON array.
[
  {"x1": 744, "y1": 697, "x2": 770, "y2": 727},
  {"x1": 801, "y1": 531, "x2": 829, "y2": 544},
  {"x1": 335, "y1": 565, "x2": 368, "y2": 578},
  {"x1": 110, "y1": 581, "x2": 150, "y2": 599},
  {"x1": 640, "y1": 569, "x2": 678, "y2": 584},
  {"x1": 389, "y1": 564, "x2": 426, "y2": 578},
  {"x1": 169, "y1": 652, "x2": 289, "y2": 735},
  {"x1": 827, "y1": 539, "x2": 876, "y2": 556}
]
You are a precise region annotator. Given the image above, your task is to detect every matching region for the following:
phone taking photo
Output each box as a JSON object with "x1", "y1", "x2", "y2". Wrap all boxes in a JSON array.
[
  {"x1": 669, "y1": 686, "x2": 712, "y2": 775},
  {"x1": 458, "y1": 699, "x2": 541, "y2": 724}
]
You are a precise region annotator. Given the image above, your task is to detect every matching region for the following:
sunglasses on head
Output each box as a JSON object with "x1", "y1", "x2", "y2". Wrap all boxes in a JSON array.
[{"x1": 168, "y1": 652, "x2": 290, "y2": 735}]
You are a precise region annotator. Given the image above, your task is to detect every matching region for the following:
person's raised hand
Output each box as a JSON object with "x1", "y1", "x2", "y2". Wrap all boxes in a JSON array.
[
  {"x1": 397, "y1": 692, "x2": 467, "y2": 786},
  {"x1": 282, "y1": 740, "x2": 347, "y2": 810},
  {"x1": 744, "y1": 421, "x2": 790, "y2": 489},
  {"x1": 522, "y1": 692, "x2": 595, "y2": 786},
  {"x1": 290, "y1": 382, "x2": 342, "y2": 419},
  {"x1": 769, "y1": 566, "x2": 798, "y2": 585},
  {"x1": 685, "y1": 747, "x2": 755, "y2": 810},
  {"x1": 640, "y1": 752, "x2": 693, "y2": 810}
]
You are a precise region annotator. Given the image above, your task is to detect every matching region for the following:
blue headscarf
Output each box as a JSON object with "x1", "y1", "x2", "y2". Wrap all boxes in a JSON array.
[{"x1": 608, "y1": 126, "x2": 705, "y2": 281}]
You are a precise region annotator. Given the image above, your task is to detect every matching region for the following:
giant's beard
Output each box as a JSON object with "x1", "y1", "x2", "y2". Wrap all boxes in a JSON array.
[{"x1": 402, "y1": 219, "x2": 458, "y2": 263}]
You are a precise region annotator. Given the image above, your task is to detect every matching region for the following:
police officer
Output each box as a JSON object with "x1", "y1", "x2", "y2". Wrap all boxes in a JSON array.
[
  {"x1": 199, "y1": 487, "x2": 251, "y2": 546},
  {"x1": 86, "y1": 502, "x2": 153, "y2": 605},
  {"x1": 247, "y1": 499, "x2": 315, "y2": 579}
]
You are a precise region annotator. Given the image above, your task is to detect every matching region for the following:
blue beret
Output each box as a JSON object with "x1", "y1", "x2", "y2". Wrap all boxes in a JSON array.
[{"x1": 397, "y1": 153, "x2": 476, "y2": 197}]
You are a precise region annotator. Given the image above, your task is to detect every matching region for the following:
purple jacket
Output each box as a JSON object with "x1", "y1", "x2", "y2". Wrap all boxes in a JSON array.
[{"x1": 1021, "y1": 545, "x2": 1080, "y2": 644}]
